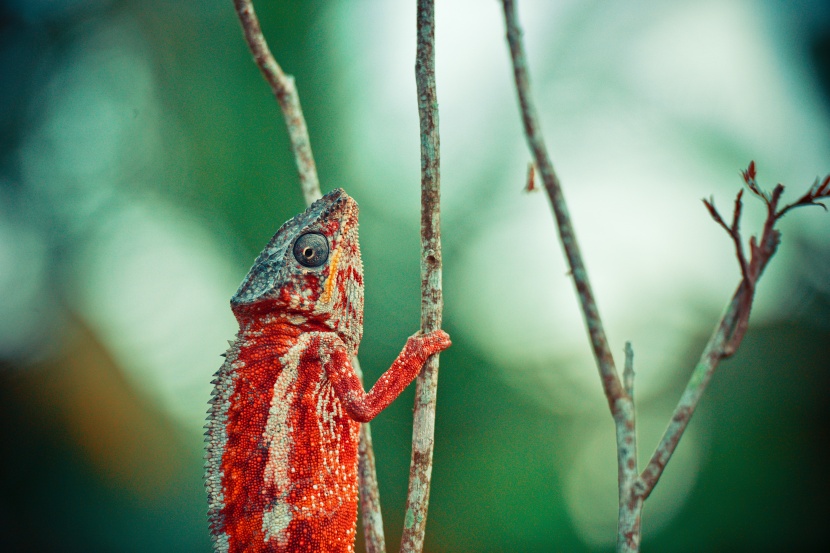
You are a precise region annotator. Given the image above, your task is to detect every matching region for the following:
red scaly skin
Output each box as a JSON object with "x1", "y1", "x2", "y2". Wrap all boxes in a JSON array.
[{"x1": 205, "y1": 189, "x2": 450, "y2": 553}]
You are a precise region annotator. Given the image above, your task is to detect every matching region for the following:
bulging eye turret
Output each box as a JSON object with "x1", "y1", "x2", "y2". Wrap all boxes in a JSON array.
[{"x1": 293, "y1": 232, "x2": 329, "y2": 268}]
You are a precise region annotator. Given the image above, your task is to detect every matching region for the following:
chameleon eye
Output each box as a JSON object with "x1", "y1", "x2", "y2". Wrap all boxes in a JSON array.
[{"x1": 293, "y1": 232, "x2": 329, "y2": 268}]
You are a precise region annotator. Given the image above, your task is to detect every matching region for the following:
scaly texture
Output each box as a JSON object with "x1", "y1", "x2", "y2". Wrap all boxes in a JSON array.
[{"x1": 205, "y1": 189, "x2": 450, "y2": 553}]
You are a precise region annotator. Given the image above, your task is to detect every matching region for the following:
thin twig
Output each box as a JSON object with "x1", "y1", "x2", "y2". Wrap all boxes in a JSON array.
[
  {"x1": 354, "y1": 357, "x2": 387, "y2": 553},
  {"x1": 500, "y1": 0, "x2": 624, "y2": 412},
  {"x1": 638, "y1": 286, "x2": 743, "y2": 497},
  {"x1": 641, "y1": 163, "x2": 796, "y2": 498},
  {"x1": 231, "y1": 3, "x2": 385, "y2": 551},
  {"x1": 400, "y1": 1, "x2": 443, "y2": 552},
  {"x1": 232, "y1": 0, "x2": 321, "y2": 205},
  {"x1": 500, "y1": 3, "x2": 644, "y2": 550}
]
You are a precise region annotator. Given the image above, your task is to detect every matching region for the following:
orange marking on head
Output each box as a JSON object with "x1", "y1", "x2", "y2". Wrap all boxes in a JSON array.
[{"x1": 321, "y1": 245, "x2": 342, "y2": 305}]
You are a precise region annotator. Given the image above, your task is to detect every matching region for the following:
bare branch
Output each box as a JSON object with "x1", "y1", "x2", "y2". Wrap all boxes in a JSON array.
[
  {"x1": 232, "y1": 0, "x2": 321, "y2": 205},
  {"x1": 400, "y1": 1, "x2": 444, "y2": 552},
  {"x1": 640, "y1": 162, "x2": 809, "y2": 499},
  {"x1": 639, "y1": 283, "x2": 744, "y2": 498},
  {"x1": 703, "y1": 189, "x2": 750, "y2": 282},
  {"x1": 231, "y1": 3, "x2": 383, "y2": 550},
  {"x1": 498, "y1": 1, "x2": 827, "y2": 545},
  {"x1": 500, "y1": 0, "x2": 623, "y2": 413}
]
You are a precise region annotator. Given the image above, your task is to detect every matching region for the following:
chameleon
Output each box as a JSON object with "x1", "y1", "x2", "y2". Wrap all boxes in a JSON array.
[{"x1": 204, "y1": 188, "x2": 451, "y2": 553}]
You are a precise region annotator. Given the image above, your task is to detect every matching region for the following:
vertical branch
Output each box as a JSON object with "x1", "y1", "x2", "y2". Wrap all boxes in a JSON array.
[
  {"x1": 232, "y1": 0, "x2": 321, "y2": 204},
  {"x1": 500, "y1": 0, "x2": 624, "y2": 410},
  {"x1": 231, "y1": 2, "x2": 385, "y2": 551},
  {"x1": 499, "y1": 2, "x2": 639, "y2": 550},
  {"x1": 400, "y1": 0, "x2": 443, "y2": 552},
  {"x1": 617, "y1": 343, "x2": 641, "y2": 552}
]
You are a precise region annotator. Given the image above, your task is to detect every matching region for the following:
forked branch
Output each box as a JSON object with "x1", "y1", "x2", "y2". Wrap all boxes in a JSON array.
[
  {"x1": 640, "y1": 162, "x2": 830, "y2": 501},
  {"x1": 499, "y1": 1, "x2": 829, "y2": 551}
]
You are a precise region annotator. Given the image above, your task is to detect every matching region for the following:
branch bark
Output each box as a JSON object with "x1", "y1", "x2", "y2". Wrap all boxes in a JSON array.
[
  {"x1": 231, "y1": 3, "x2": 386, "y2": 552},
  {"x1": 400, "y1": 1, "x2": 443, "y2": 552}
]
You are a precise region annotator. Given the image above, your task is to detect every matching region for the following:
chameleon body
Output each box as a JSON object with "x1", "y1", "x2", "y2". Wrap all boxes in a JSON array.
[{"x1": 205, "y1": 189, "x2": 450, "y2": 553}]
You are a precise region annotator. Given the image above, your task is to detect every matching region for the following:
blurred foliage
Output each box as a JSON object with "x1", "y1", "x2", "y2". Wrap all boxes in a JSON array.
[{"x1": 1, "y1": 1, "x2": 829, "y2": 552}]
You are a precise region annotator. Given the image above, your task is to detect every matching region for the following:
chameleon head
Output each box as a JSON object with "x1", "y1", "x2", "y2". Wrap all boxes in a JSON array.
[{"x1": 230, "y1": 188, "x2": 365, "y2": 349}]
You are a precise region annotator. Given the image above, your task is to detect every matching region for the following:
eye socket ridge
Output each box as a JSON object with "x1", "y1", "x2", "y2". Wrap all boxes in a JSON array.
[{"x1": 292, "y1": 232, "x2": 329, "y2": 268}]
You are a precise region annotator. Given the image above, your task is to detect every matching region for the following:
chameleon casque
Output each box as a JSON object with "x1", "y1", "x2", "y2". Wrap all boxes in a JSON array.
[{"x1": 205, "y1": 188, "x2": 451, "y2": 553}]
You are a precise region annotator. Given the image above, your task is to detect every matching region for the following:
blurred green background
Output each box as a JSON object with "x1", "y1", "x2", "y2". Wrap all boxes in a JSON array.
[{"x1": 1, "y1": 0, "x2": 829, "y2": 551}]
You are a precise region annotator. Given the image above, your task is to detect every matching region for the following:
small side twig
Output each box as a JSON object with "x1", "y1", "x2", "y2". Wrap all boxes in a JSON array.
[
  {"x1": 231, "y1": 3, "x2": 385, "y2": 552},
  {"x1": 400, "y1": 1, "x2": 444, "y2": 552},
  {"x1": 703, "y1": 190, "x2": 749, "y2": 280},
  {"x1": 525, "y1": 162, "x2": 538, "y2": 192}
]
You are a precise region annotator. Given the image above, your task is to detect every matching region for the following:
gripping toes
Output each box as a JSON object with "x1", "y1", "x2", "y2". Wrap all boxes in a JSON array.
[{"x1": 408, "y1": 329, "x2": 451, "y2": 358}]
